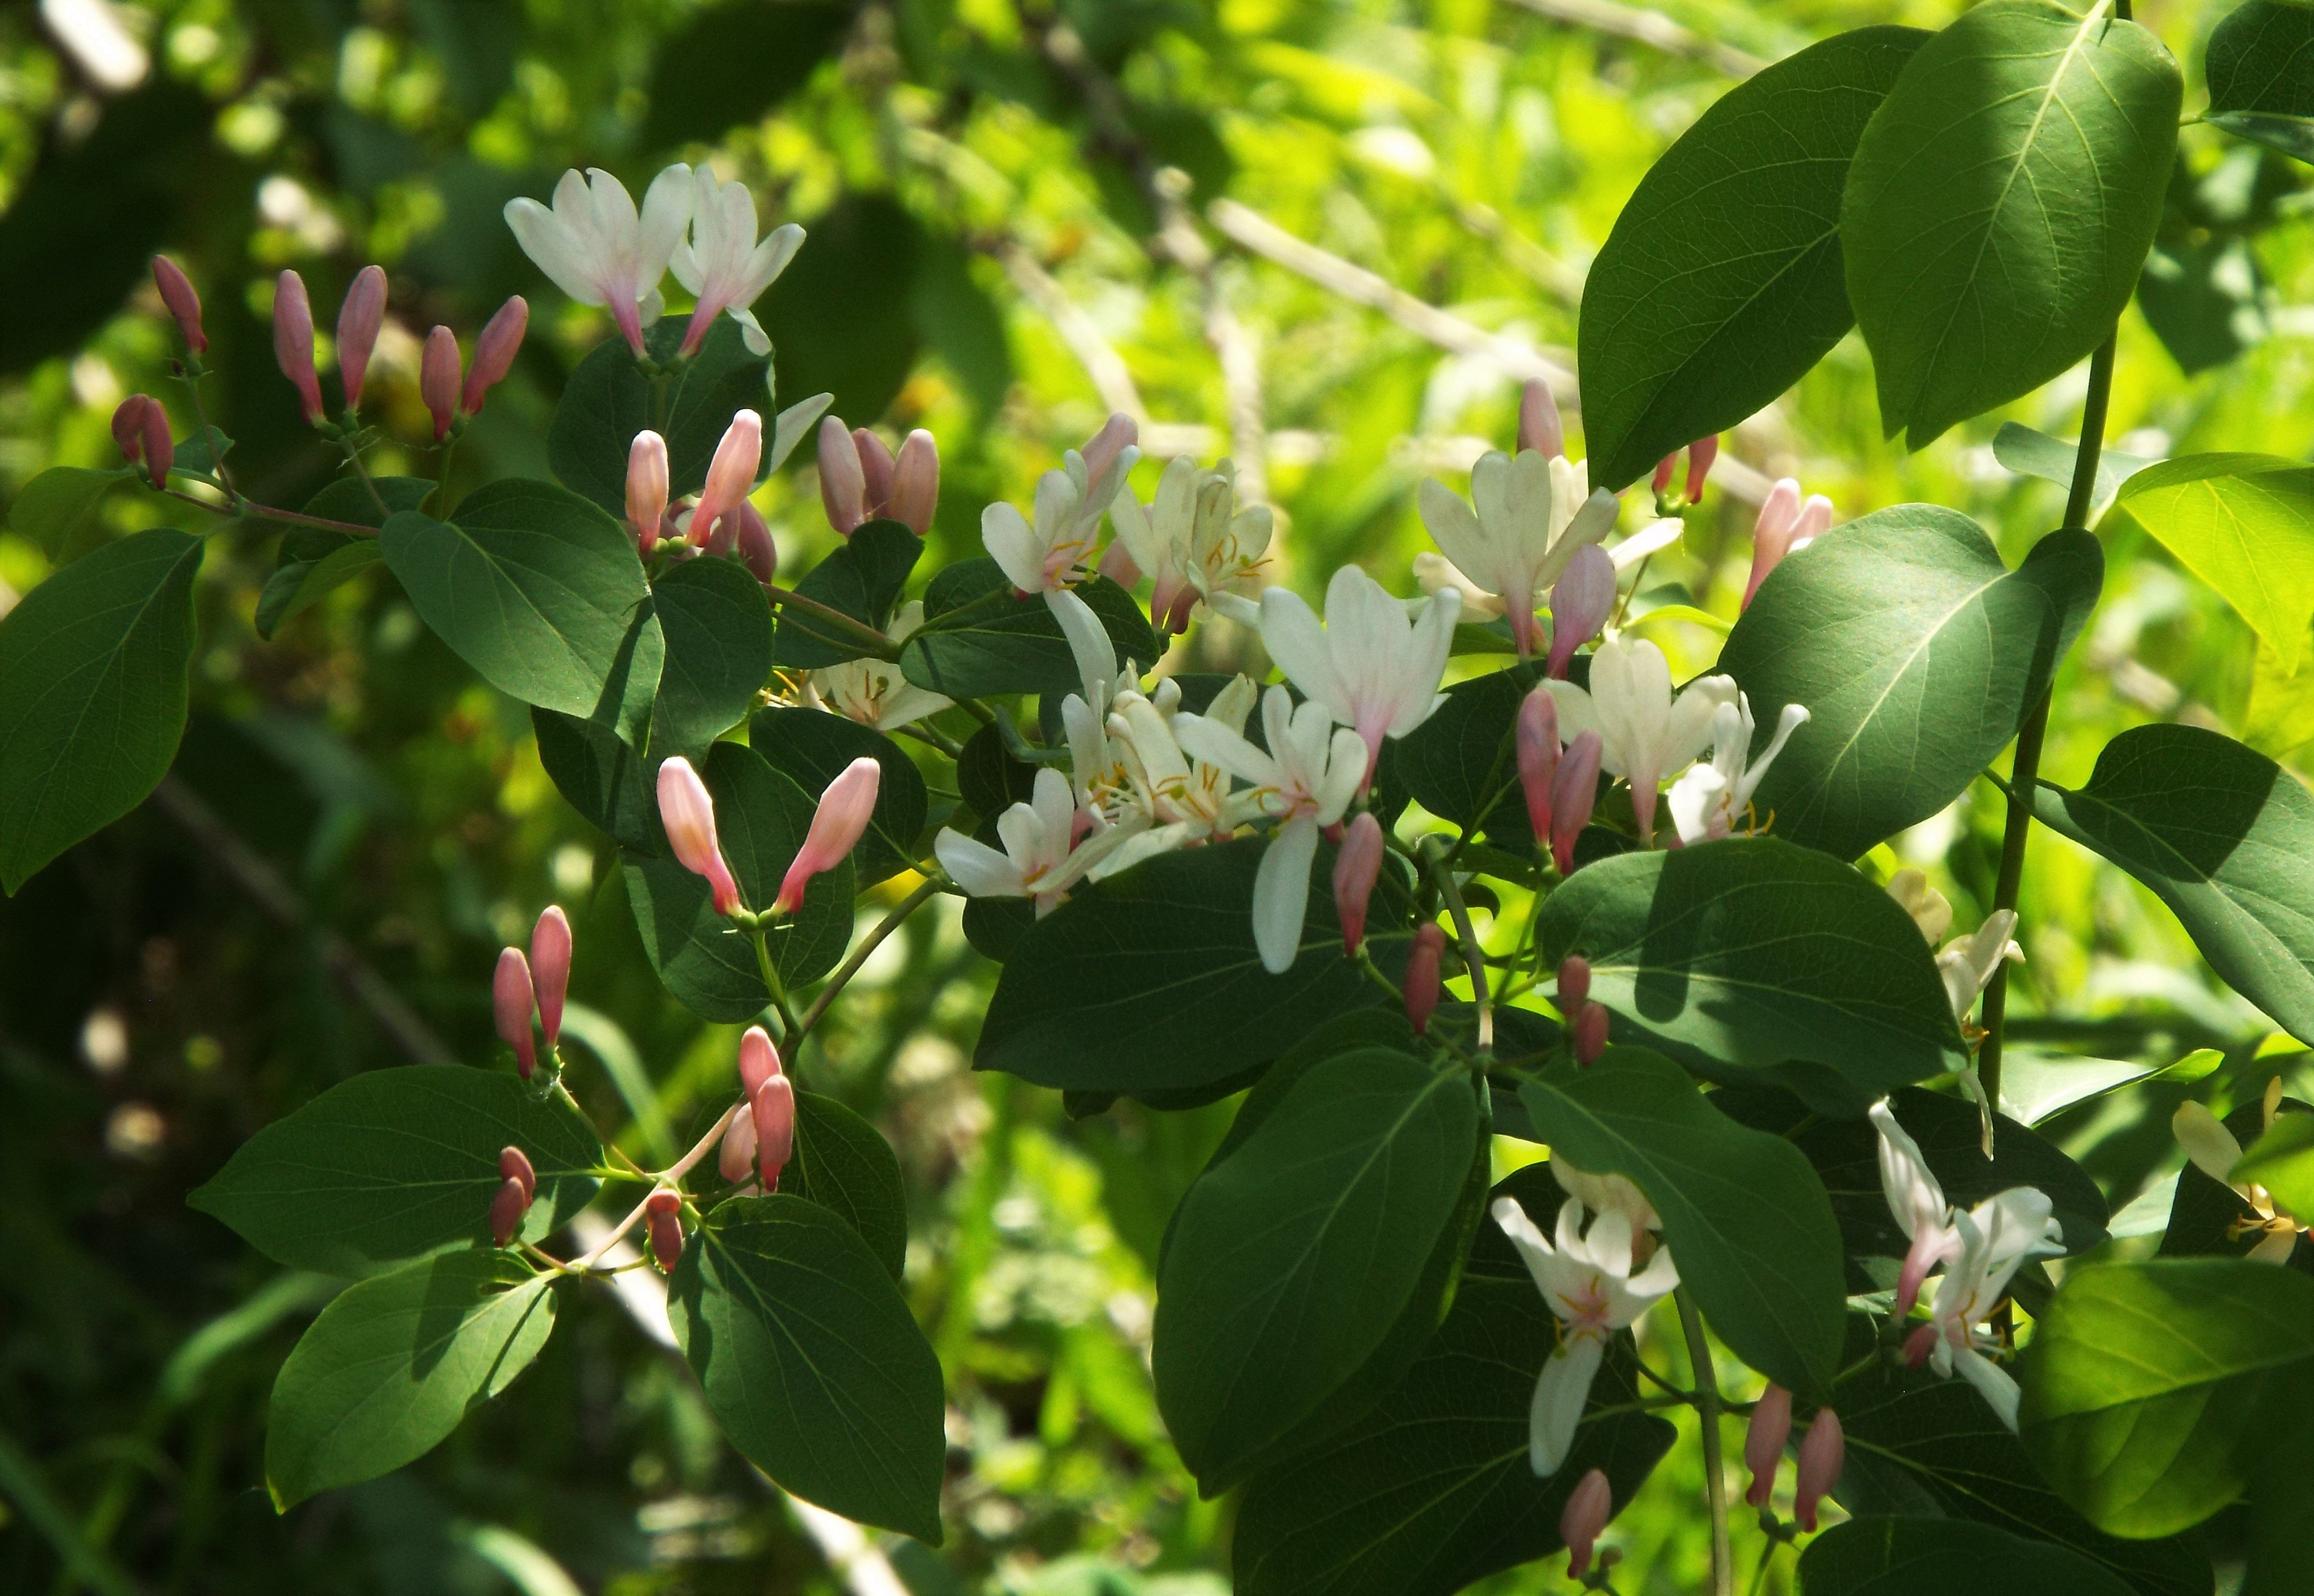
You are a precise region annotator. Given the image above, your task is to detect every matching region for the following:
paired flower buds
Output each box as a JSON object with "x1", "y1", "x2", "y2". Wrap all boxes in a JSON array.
[
  {"x1": 658, "y1": 757, "x2": 742, "y2": 915},
  {"x1": 818, "y1": 416, "x2": 939, "y2": 536},
  {"x1": 645, "y1": 1189, "x2": 685, "y2": 1272},
  {"x1": 151, "y1": 255, "x2": 207, "y2": 354},
  {"x1": 337, "y1": 265, "x2": 387, "y2": 411},
  {"x1": 111, "y1": 395, "x2": 172, "y2": 488},
  {"x1": 1559, "y1": 955, "x2": 1608, "y2": 1066},
  {"x1": 418, "y1": 298, "x2": 530, "y2": 442},
  {"x1": 1332, "y1": 812, "x2": 1385, "y2": 956},
  {"x1": 1547, "y1": 546, "x2": 1616, "y2": 681},
  {"x1": 1560, "y1": 1466, "x2": 1612, "y2": 1579},
  {"x1": 1741, "y1": 477, "x2": 1832, "y2": 609},
  {"x1": 1520, "y1": 691, "x2": 1603, "y2": 879},
  {"x1": 718, "y1": 1026, "x2": 796, "y2": 1190},
  {"x1": 421, "y1": 327, "x2": 461, "y2": 441},
  {"x1": 1406, "y1": 922, "x2": 1448, "y2": 1035},
  {"x1": 691, "y1": 409, "x2": 762, "y2": 553},
  {"x1": 1651, "y1": 436, "x2": 1719, "y2": 508},
  {"x1": 1794, "y1": 1407, "x2": 1844, "y2": 1532},
  {"x1": 491, "y1": 906, "x2": 573, "y2": 1080},
  {"x1": 1741, "y1": 1386, "x2": 1842, "y2": 1529},
  {"x1": 489, "y1": 1145, "x2": 537, "y2": 1248},
  {"x1": 1744, "y1": 1383, "x2": 1792, "y2": 1507},
  {"x1": 273, "y1": 270, "x2": 326, "y2": 427},
  {"x1": 1550, "y1": 730, "x2": 1602, "y2": 877},
  {"x1": 774, "y1": 757, "x2": 882, "y2": 916}
]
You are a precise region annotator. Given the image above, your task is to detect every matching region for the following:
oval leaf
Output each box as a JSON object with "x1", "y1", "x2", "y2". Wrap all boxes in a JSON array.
[
  {"x1": 6, "y1": 463, "x2": 131, "y2": 558},
  {"x1": 255, "y1": 476, "x2": 430, "y2": 639},
  {"x1": 750, "y1": 705, "x2": 929, "y2": 886},
  {"x1": 649, "y1": 555, "x2": 772, "y2": 755},
  {"x1": 1797, "y1": 1517, "x2": 2137, "y2": 1595},
  {"x1": 2206, "y1": 0, "x2": 2314, "y2": 165},
  {"x1": 899, "y1": 561, "x2": 1159, "y2": 701},
  {"x1": 2102, "y1": 453, "x2": 2314, "y2": 672},
  {"x1": 783, "y1": 1089, "x2": 908, "y2": 1280},
  {"x1": 772, "y1": 522, "x2": 924, "y2": 670},
  {"x1": 547, "y1": 314, "x2": 771, "y2": 517}
]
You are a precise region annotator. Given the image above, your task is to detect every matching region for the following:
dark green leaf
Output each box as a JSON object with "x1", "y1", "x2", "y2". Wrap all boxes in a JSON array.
[
  {"x1": 2032, "y1": 724, "x2": 2314, "y2": 1045},
  {"x1": 955, "y1": 720, "x2": 1039, "y2": 816},
  {"x1": 0, "y1": 527, "x2": 203, "y2": 894},
  {"x1": 6, "y1": 465, "x2": 133, "y2": 558},
  {"x1": 188, "y1": 1066, "x2": 603, "y2": 1276},
  {"x1": 670, "y1": 1194, "x2": 945, "y2": 1541},
  {"x1": 1718, "y1": 507, "x2": 2102, "y2": 861},
  {"x1": 2138, "y1": 236, "x2": 2269, "y2": 375},
  {"x1": 1579, "y1": 27, "x2": 1928, "y2": 490},
  {"x1": 650, "y1": 556, "x2": 772, "y2": 755},
  {"x1": 1519, "y1": 1047, "x2": 1846, "y2": 1400},
  {"x1": 266, "y1": 1251, "x2": 558, "y2": 1509},
  {"x1": 1841, "y1": 0, "x2": 2181, "y2": 447},
  {"x1": 2103, "y1": 454, "x2": 2314, "y2": 670},
  {"x1": 771, "y1": 522, "x2": 923, "y2": 669},
  {"x1": 2206, "y1": 0, "x2": 2314, "y2": 164},
  {"x1": 1797, "y1": 1517, "x2": 2137, "y2": 1595},
  {"x1": 749, "y1": 706, "x2": 928, "y2": 885},
  {"x1": 783, "y1": 1090, "x2": 908, "y2": 1280},
  {"x1": 533, "y1": 706, "x2": 657, "y2": 851},
  {"x1": 640, "y1": 0, "x2": 850, "y2": 150},
  {"x1": 255, "y1": 477, "x2": 432, "y2": 639},
  {"x1": 1536, "y1": 838, "x2": 1968, "y2": 1108},
  {"x1": 1393, "y1": 661, "x2": 1539, "y2": 846},
  {"x1": 899, "y1": 561, "x2": 1159, "y2": 700},
  {"x1": 547, "y1": 314, "x2": 771, "y2": 518}
]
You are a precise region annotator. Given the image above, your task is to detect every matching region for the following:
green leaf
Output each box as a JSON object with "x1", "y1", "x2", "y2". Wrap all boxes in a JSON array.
[
  {"x1": 975, "y1": 835, "x2": 1404, "y2": 1096},
  {"x1": 771, "y1": 522, "x2": 923, "y2": 670},
  {"x1": 1717, "y1": 507, "x2": 2102, "y2": 861},
  {"x1": 5, "y1": 464, "x2": 132, "y2": 558},
  {"x1": 670, "y1": 1194, "x2": 945, "y2": 1542},
  {"x1": 533, "y1": 706, "x2": 656, "y2": 851},
  {"x1": 2103, "y1": 454, "x2": 2314, "y2": 672},
  {"x1": 265, "y1": 1251, "x2": 558, "y2": 1509},
  {"x1": 188, "y1": 1066, "x2": 603, "y2": 1276},
  {"x1": 1230, "y1": 1279, "x2": 1676, "y2": 1596},
  {"x1": 1518, "y1": 1047, "x2": 1846, "y2": 1400},
  {"x1": 750, "y1": 706, "x2": 929, "y2": 886},
  {"x1": 1797, "y1": 1517, "x2": 2138, "y2": 1595},
  {"x1": 0, "y1": 527, "x2": 203, "y2": 895},
  {"x1": 649, "y1": 556, "x2": 772, "y2": 755},
  {"x1": 1536, "y1": 838, "x2": 1968, "y2": 1108},
  {"x1": 2206, "y1": 0, "x2": 2314, "y2": 164},
  {"x1": 254, "y1": 478, "x2": 432, "y2": 640},
  {"x1": 2138, "y1": 235, "x2": 2270, "y2": 376},
  {"x1": 1392, "y1": 660, "x2": 1539, "y2": 847},
  {"x1": 1578, "y1": 26, "x2": 1928, "y2": 491},
  {"x1": 380, "y1": 479, "x2": 663, "y2": 747},
  {"x1": 1991, "y1": 423, "x2": 2158, "y2": 520},
  {"x1": 547, "y1": 314, "x2": 772, "y2": 518},
  {"x1": 1841, "y1": 0, "x2": 2181, "y2": 448},
  {"x1": 898, "y1": 561, "x2": 1159, "y2": 701},
  {"x1": 956, "y1": 719, "x2": 1039, "y2": 816},
  {"x1": 624, "y1": 741, "x2": 854, "y2": 1021},
  {"x1": 1153, "y1": 1048, "x2": 1482, "y2": 1491},
  {"x1": 783, "y1": 1090, "x2": 908, "y2": 1280},
  {"x1": 2232, "y1": 1111, "x2": 2314, "y2": 1223},
  {"x1": 2032, "y1": 724, "x2": 2314, "y2": 1045},
  {"x1": 2022, "y1": 1258, "x2": 2314, "y2": 1537},
  {"x1": 2158, "y1": 1096, "x2": 2314, "y2": 1271}
]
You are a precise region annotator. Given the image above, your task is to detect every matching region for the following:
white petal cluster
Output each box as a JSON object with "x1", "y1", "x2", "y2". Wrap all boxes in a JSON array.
[
  {"x1": 1113, "y1": 456, "x2": 1273, "y2": 631},
  {"x1": 799, "y1": 602, "x2": 953, "y2": 731}
]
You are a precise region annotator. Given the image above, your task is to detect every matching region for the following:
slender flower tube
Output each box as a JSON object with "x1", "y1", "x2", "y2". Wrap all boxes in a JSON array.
[
  {"x1": 1573, "y1": 1003, "x2": 1609, "y2": 1066},
  {"x1": 690, "y1": 408, "x2": 762, "y2": 551},
  {"x1": 461, "y1": 295, "x2": 529, "y2": 415},
  {"x1": 1518, "y1": 378, "x2": 1563, "y2": 459},
  {"x1": 136, "y1": 401, "x2": 172, "y2": 488},
  {"x1": 530, "y1": 906, "x2": 571, "y2": 1049},
  {"x1": 1332, "y1": 811, "x2": 1384, "y2": 955},
  {"x1": 499, "y1": 1146, "x2": 537, "y2": 1203},
  {"x1": 1260, "y1": 564, "x2": 1461, "y2": 785},
  {"x1": 752, "y1": 1074, "x2": 796, "y2": 1189},
  {"x1": 1871, "y1": 1098, "x2": 1957, "y2": 1315},
  {"x1": 504, "y1": 165, "x2": 693, "y2": 355},
  {"x1": 887, "y1": 429, "x2": 939, "y2": 535},
  {"x1": 1546, "y1": 544, "x2": 1616, "y2": 680},
  {"x1": 1405, "y1": 923, "x2": 1446, "y2": 1034},
  {"x1": 774, "y1": 757, "x2": 880, "y2": 915},
  {"x1": 336, "y1": 265, "x2": 387, "y2": 410},
  {"x1": 1745, "y1": 1384, "x2": 1793, "y2": 1507},
  {"x1": 492, "y1": 947, "x2": 537, "y2": 1079},
  {"x1": 1559, "y1": 956, "x2": 1591, "y2": 1015},
  {"x1": 273, "y1": 270, "x2": 325, "y2": 425},
  {"x1": 818, "y1": 415, "x2": 868, "y2": 533},
  {"x1": 1516, "y1": 686, "x2": 1559, "y2": 841},
  {"x1": 420, "y1": 326, "x2": 461, "y2": 441},
  {"x1": 669, "y1": 166, "x2": 802, "y2": 356},
  {"x1": 489, "y1": 1176, "x2": 531, "y2": 1248},
  {"x1": 112, "y1": 395, "x2": 154, "y2": 462},
  {"x1": 1561, "y1": 1467, "x2": 1612, "y2": 1579},
  {"x1": 1652, "y1": 454, "x2": 1678, "y2": 496},
  {"x1": 1793, "y1": 1408, "x2": 1843, "y2": 1531},
  {"x1": 1742, "y1": 478, "x2": 1832, "y2": 608},
  {"x1": 152, "y1": 255, "x2": 207, "y2": 353},
  {"x1": 645, "y1": 1190, "x2": 685, "y2": 1272},
  {"x1": 626, "y1": 430, "x2": 669, "y2": 554},
  {"x1": 853, "y1": 428, "x2": 895, "y2": 511},
  {"x1": 657, "y1": 757, "x2": 742, "y2": 915},
  {"x1": 1551, "y1": 730, "x2": 1602, "y2": 876}
]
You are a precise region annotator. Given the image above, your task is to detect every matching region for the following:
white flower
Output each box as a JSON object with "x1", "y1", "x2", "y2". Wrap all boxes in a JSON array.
[
  {"x1": 668, "y1": 167, "x2": 803, "y2": 357},
  {"x1": 1886, "y1": 869, "x2": 1954, "y2": 945},
  {"x1": 1095, "y1": 675, "x2": 1262, "y2": 870},
  {"x1": 1666, "y1": 695, "x2": 1810, "y2": 844},
  {"x1": 801, "y1": 601, "x2": 953, "y2": 730},
  {"x1": 1922, "y1": 1188, "x2": 2064, "y2": 1431},
  {"x1": 934, "y1": 767, "x2": 1145, "y2": 917},
  {"x1": 1552, "y1": 1157, "x2": 1660, "y2": 1233},
  {"x1": 1415, "y1": 449, "x2": 1617, "y2": 657},
  {"x1": 1544, "y1": 636, "x2": 1734, "y2": 846},
  {"x1": 2175, "y1": 1079, "x2": 2306, "y2": 1264},
  {"x1": 1937, "y1": 911, "x2": 2022, "y2": 1029},
  {"x1": 1174, "y1": 685, "x2": 1367, "y2": 973},
  {"x1": 505, "y1": 165, "x2": 693, "y2": 355},
  {"x1": 1491, "y1": 1196, "x2": 1679, "y2": 1476},
  {"x1": 1113, "y1": 456, "x2": 1274, "y2": 633},
  {"x1": 1259, "y1": 565, "x2": 1459, "y2": 785},
  {"x1": 981, "y1": 416, "x2": 1139, "y2": 597},
  {"x1": 1869, "y1": 1099, "x2": 1960, "y2": 1316}
]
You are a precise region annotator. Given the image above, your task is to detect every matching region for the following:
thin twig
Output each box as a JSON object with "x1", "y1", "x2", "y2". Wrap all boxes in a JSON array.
[
  {"x1": 1676, "y1": 1288, "x2": 1735, "y2": 1596},
  {"x1": 761, "y1": 583, "x2": 902, "y2": 658},
  {"x1": 1423, "y1": 837, "x2": 1493, "y2": 1055},
  {"x1": 1501, "y1": 0, "x2": 1770, "y2": 77},
  {"x1": 792, "y1": 875, "x2": 947, "y2": 1048}
]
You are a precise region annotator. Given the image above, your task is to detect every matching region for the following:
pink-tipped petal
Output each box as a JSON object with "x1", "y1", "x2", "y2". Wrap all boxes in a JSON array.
[
  {"x1": 1896, "y1": 1225, "x2": 1945, "y2": 1318},
  {"x1": 817, "y1": 414, "x2": 866, "y2": 534},
  {"x1": 1902, "y1": 1323, "x2": 1939, "y2": 1370},
  {"x1": 888, "y1": 429, "x2": 939, "y2": 534},
  {"x1": 1518, "y1": 378, "x2": 1563, "y2": 459},
  {"x1": 152, "y1": 255, "x2": 207, "y2": 354},
  {"x1": 273, "y1": 270, "x2": 325, "y2": 425},
  {"x1": 773, "y1": 756, "x2": 880, "y2": 915},
  {"x1": 492, "y1": 947, "x2": 537, "y2": 1079},
  {"x1": 462, "y1": 295, "x2": 528, "y2": 415},
  {"x1": 738, "y1": 1024, "x2": 782, "y2": 1097},
  {"x1": 1080, "y1": 413, "x2": 1138, "y2": 486},
  {"x1": 852, "y1": 427, "x2": 895, "y2": 513},
  {"x1": 692, "y1": 408, "x2": 762, "y2": 550},
  {"x1": 489, "y1": 1176, "x2": 531, "y2": 1248},
  {"x1": 627, "y1": 430, "x2": 669, "y2": 554},
  {"x1": 732, "y1": 499, "x2": 777, "y2": 585},
  {"x1": 336, "y1": 265, "x2": 387, "y2": 410},
  {"x1": 657, "y1": 757, "x2": 742, "y2": 915},
  {"x1": 1516, "y1": 686, "x2": 1559, "y2": 840},
  {"x1": 1406, "y1": 923, "x2": 1446, "y2": 1035},
  {"x1": 1684, "y1": 435, "x2": 1719, "y2": 503},
  {"x1": 1744, "y1": 1385, "x2": 1793, "y2": 1508},
  {"x1": 1793, "y1": 1409, "x2": 1843, "y2": 1532},
  {"x1": 530, "y1": 905, "x2": 571, "y2": 1048},
  {"x1": 752, "y1": 1075, "x2": 796, "y2": 1190},
  {"x1": 1551, "y1": 730, "x2": 1601, "y2": 876},
  {"x1": 420, "y1": 325, "x2": 461, "y2": 441},
  {"x1": 499, "y1": 1145, "x2": 537, "y2": 1203},
  {"x1": 1546, "y1": 545, "x2": 1616, "y2": 680},
  {"x1": 1332, "y1": 812, "x2": 1384, "y2": 955},
  {"x1": 1560, "y1": 1468, "x2": 1612, "y2": 1579}
]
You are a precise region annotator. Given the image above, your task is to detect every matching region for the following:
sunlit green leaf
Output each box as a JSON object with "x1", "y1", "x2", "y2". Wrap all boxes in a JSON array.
[
  {"x1": 2103, "y1": 454, "x2": 2314, "y2": 671},
  {"x1": 2206, "y1": 0, "x2": 2314, "y2": 164}
]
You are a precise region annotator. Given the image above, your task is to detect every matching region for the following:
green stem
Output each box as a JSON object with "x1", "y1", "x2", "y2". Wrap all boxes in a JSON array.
[
  {"x1": 342, "y1": 428, "x2": 392, "y2": 517},
  {"x1": 162, "y1": 486, "x2": 377, "y2": 537},
  {"x1": 1422, "y1": 837, "x2": 1493, "y2": 1055},
  {"x1": 791, "y1": 874, "x2": 946, "y2": 1049},
  {"x1": 761, "y1": 582, "x2": 902, "y2": 657},
  {"x1": 747, "y1": 926, "x2": 805, "y2": 1045},
  {"x1": 1676, "y1": 1287, "x2": 1733, "y2": 1596}
]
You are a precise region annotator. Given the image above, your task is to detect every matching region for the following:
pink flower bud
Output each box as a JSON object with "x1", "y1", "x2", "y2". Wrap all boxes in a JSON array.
[
  {"x1": 627, "y1": 430, "x2": 669, "y2": 555},
  {"x1": 1651, "y1": 453, "x2": 1678, "y2": 496},
  {"x1": 752, "y1": 1074, "x2": 796, "y2": 1190},
  {"x1": 273, "y1": 270, "x2": 325, "y2": 426},
  {"x1": 656, "y1": 756, "x2": 742, "y2": 915},
  {"x1": 530, "y1": 906, "x2": 571, "y2": 1049},
  {"x1": 1551, "y1": 730, "x2": 1601, "y2": 877},
  {"x1": 420, "y1": 325, "x2": 461, "y2": 441},
  {"x1": 1743, "y1": 486, "x2": 1833, "y2": 609},
  {"x1": 493, "y1": 947, "x2": 537, "y2": 1079},
  {"x1": 1573, "y1": 1002, "x2": 1609, "y2": 1066},
  {"x1": 645, "y1": 1189, "x2": 685, "y2": 1272},
  {"x1": 1557, "y1": 955, "x2": 1591, "y2": 1015},
  {"x1": 461, "y1": 295, "x2": 527, "y2": 416},
  {"x1": 738, "y1": 1025, "x2": 782, "y2": 1096},
  {"x1": 1902, "y1": 1322, "x2": 1939, "y2": 1369},
  {"x1": 691, "y1": 408, "x2": 762, "y2": 551},
  {"x1": 489, "y1": 1176, "x2": 531, "y2": 1248},
  {"x1": 1561, "y1": 1467, "x2": 1612, "y2": 1578},
  {"x1": 335, "y1": 265, "x2": 387, "y2": 411},
  {"x1": 1684, "y1": 435, "x2": 1719, "y2": 503},
  {"x1": 818, "y1": 414, "x2": 867, "y2": 534},
  {"x1": 1744, "y1": 1384, "x2": 1792, "y2": 1507},
  {"x1": 1516, "y1": 686, "x2": 1559, "y2": 841},
  {"x1": 1080, "y1": 413, "x2": 1138, "y2": 487},
  {"x1": 1793, "y1": 1408, "x2": 1843, "y2": 1532},
  {"x1": 1332, "y1": 812, "x2": 1384, "y2": 955},
  {"x1": 112, "y1": 395, "x2": 153, "y2": 462},
  {"x1": 732, "y1": 499, "x2": 777, "y2": 585},
  {"x1": 1406, "y1": 923, "x2": 1447, "y2": 1035},
  {"x1": 719, "y1": 1106, "x2": 759, "y2": 1184},
  {"x1": 151, "y1": 255, "x2": 207, "y2": 354},
  {"x1": 887, "y1": 429, "x2": 939, "y2": 534},
  {"x1": 499, "y1": 1145, "x2": 537, "y2": 1204},
  {"x1": 774, "y1": 756, "x2": 880, "y2": 914},
  {"x1": 1100, "y1": 539, "x2": 1144, "y2": 589},
  {"x1": 1547, "y1": 545, "x2": 1616, "y2": 680},
  {"x1": 1517, "y1": 379, "x2": 1562, "y2": 459},
  {"x1": 137, "y1": 401, "x2": 173, "y2": 489},
  {"x1": 853, "y1": 427, "x2": 896, "y2": 512}
]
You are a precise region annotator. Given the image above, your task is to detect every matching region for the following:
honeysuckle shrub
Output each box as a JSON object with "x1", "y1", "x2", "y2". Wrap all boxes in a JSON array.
[{"x1": 9, "y1": 2, "x2": 2314, "y2": 1592}]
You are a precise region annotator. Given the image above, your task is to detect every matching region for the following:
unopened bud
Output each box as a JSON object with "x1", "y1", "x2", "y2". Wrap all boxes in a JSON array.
[
  {"x1": 136, "y1": 401, "x2": 173, "y2": 489},
  {"x1": 530, "y1": 906, "x2": 571, "y2": 1049},
  {"x1": 732, "y1": 499, "x2": 778, "y2": 585},
  {"x1": 657, "y1": 757, "x2": 742, "y2": 915},
  {"x1": 1406, "y1": 923, "x2": 1447, "y2": 1035},
  {"x1": 773, "y1": 757, "x2": 880, "y2": 915},
  {"x1": 853, "y1": 427, "x2": 896, "y2": 512},
  {"x1": 336, "y1": 265, "x2": 387, "y2": 411},
  {"x1": 752, "y1": 1074, "x2": 796, "y2": 1190},
  {"x1": 492, "y1": 947, "x2": 537, "y2": 1079},
  {"x1": 1516, "y1": 686, "x2": 1559, "y2": 842},
  {"x1": 489, "y1": 1176, "x2": 531, "y2": 1248},
  {"x1": 461, "y1": 295, "x2": 528, "y2": 415},
  {"x1": 1547, "y1": 545, "x2": 1616, "y2": 680},
  {"x1": 887, "y1": 429, "x2": 939, "y2": 534},
  {"x1": 1557, "y1": 955, "x2": 1591, "y2": 1015},
  {"x1": 818, "y1": 414, "x2": 866, "y2": 534},
  {"x1": 1574, "y1": 1002, "x2": 1609, "y2": 1067},
  {"x1": 692, "y1": 408, "x2": 762, "y2": 551},
  {"x1": 1793, "y1": 1408, "x2": 1843, "y2": 1532},
  {"x1": 1332, "y1": 812, "x2": 1384, "y2": 955},
  {"x1": 1561, "y1": 1466, "x2": 1612, "y2": 1579},
  {"x1": 420, "y1": 325, "x2": 461, "y2": 441},
  {"x1": 1742, "y1": 479, "x2": 1832, "y2": 608},
  {"x1": 719, "y1": 1104, "x2": 759, "y2": 1184},
  {"x1": 645, "y1": 1190, "x2": 685, "y2": 1272},
  {"x1": 1517, "y1": 379, "x2": 1562, "y2": 459},
  {"x1": 1079, "y1": 413, "x2": 1138, "y2": 490},
  {"x1": 152, "y1": 255, "x2": 207, "y2": 354},
  {"x1": 1551, "y1": 730, "x2": 1601, "y2": 876},
  {"x1": 1651, "y1": 453, "x2": 1678, "y2": 496},
  {"x1": 1744, "y1": 1384, "x2": 1793, "y2": 1507},
  {"x1": 627, "y1": 430, "x2": 669, "y2": 555},
  {"x1": 1684, "y1": 435, "x2": 1719, "y2": 504},
  {"x1": 112, "y1": 394, "x2": 153, "y2": 461},
  {"x1": 738, "y1": 1024, "x2": 783, "y2": 1097},
  {"x1": 273, "y1": 270, "x2": 325, "y2": 426},
  {"x1": 499, "y1": 1145, "x2": 537, "y2": 1204},
  {"x1": 1902, "y1": 1322, "x2": 1939, "y2": 1370}
]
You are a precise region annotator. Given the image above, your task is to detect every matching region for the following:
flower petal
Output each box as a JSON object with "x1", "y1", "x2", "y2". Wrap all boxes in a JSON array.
[
  {"x1": 1251, "y1": 815, "x2": 1322, "y2": 973},
  {"x1": 1529, "y1": 1336, "x2": 1605, "y2": 1477}
]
